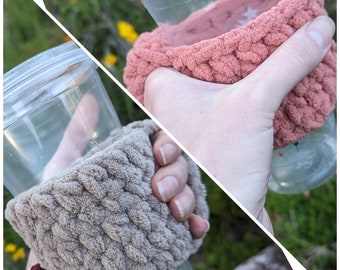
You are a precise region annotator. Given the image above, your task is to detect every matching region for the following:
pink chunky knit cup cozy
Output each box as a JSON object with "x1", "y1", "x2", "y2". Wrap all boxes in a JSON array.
[{"x1": 124, "y1": 0, "x2": 336, "y2": 149}]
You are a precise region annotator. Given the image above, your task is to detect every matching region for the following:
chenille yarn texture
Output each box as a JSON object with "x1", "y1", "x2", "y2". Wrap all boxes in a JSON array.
[
  {"x1": 124, "y1": 0, "x2": 336, "y2": 149},
  {"x1": 5, "y1": 120, "x2": 209, "y2": 270}
]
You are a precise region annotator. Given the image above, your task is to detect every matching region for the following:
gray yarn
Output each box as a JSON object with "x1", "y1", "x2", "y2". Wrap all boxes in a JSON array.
[{"x1": 5, "y1": 120, "x2": 209, "y2": 270}]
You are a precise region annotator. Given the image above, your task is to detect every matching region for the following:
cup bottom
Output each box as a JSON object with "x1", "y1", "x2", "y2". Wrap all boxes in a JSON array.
[{"x1": 269, "y1": 113, "x2": 336, "y2": 194}]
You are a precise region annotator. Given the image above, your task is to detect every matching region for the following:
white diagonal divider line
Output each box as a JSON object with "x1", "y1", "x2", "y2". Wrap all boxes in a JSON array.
[
  {"x1": 32, "y1": 1, "x2": 307, "y2": 269},
  {"x1": 34, "y1": 0, "x2": 45, "y2": 9}
]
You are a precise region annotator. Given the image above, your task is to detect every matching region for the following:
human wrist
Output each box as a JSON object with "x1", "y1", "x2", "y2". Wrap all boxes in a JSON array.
[{"x1": 258, "y1": 208, "x2": 274, "y2": 234}]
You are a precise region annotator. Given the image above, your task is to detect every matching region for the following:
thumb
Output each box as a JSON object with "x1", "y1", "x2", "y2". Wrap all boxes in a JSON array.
[{"x1": 242, "y1": 16, "x2": 335, "y2": 112}]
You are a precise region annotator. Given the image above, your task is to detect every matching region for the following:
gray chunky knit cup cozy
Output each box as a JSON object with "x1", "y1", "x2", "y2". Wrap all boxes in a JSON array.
[{"x1": 5, "y1": 120, "x2": 209, "y2": 270}]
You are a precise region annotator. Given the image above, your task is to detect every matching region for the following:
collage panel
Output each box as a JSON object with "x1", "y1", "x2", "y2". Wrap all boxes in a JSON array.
[
  {"x1": 3, "y1": 1, "x2": 295, "y2": 270},
  {"x1": 41, "y1": 0, "x2": 336, "y2": 269}
]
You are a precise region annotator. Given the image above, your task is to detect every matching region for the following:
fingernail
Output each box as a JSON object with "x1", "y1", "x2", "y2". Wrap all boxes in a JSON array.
[
  {"x1": 203, "y1": 220, "x2": 210, "y2": 233},
  {"x1": 307, "y1": 16, "x2": 335, "y2": 49},
  {"x1": 159, "y1": 143, "x2": 177, "y2": 165},
  {"x1": 175, "y1": 193, "x2": 194, "y2": 220},
  {"x1": 157, "y1": 176, "x2": 179, "y2": 202}
]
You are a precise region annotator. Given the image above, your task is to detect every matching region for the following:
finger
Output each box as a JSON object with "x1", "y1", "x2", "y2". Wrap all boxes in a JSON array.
[
  {"x1": 26, "y1": 251, "x2": 39, "y2": 270},
  {"x1": 44, "y1": 94, "x2": 99, "y2": 179},
  {"x1": 152, "y1": 155, "x2": 188, "y2": 202},
  {"x1": 152, "y1": 130, "x2": 182, "y2": 166},
  {"x1": 242, "y1": 16, "x2": 335, "y2": 112},
  {"x1": 188, "y1": 214, "x2": 210, "y2": 239},
  {"x1": 168, "y1": 185, "x2": 196, "y2": 221}
]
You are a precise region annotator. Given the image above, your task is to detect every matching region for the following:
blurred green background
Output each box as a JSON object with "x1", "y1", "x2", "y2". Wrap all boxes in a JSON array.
[{"x1": 4, "y1": 0, "x2": 336, "y2": 269}]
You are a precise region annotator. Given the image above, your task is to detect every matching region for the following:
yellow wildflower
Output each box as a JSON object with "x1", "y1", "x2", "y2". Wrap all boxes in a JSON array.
[
  {"x1": 4, "y1": 243, "x2": 17, "y2": 253},
  {"x1": 64, "y1": 35, "x2": 72, "y2": 42},
  {"x1": 69, "y1": 0, "x2": 77, "y2": 4},
  {"x1": 117, "y1": 21, "x2": 138, "y2": 43},
  {"x1": 102, "y1": 53, "x2": 118, "y2": 68},
  {"x1": 11, "y1": 247, "x2": 25, "y2": 261}
]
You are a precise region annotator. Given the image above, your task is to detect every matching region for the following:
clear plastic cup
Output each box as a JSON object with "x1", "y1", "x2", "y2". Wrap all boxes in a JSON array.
[
  {"x1": 4, "y1": 42, "x2": 121, "y2": 196},
  {"x1": 269, "y1": 113, "x2": 337, "y2": 194},
  {"x1": 142, "y1": 0, "x2": 281, "y2": 46}
]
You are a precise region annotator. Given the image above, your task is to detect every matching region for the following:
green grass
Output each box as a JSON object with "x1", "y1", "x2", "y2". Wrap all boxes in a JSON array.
[
  {"x1": 266, "y1": 179, "x2": 336, "y2": 269},
  {"x1": 4, "y1": 0, "x2": 64, "y2": 72},
  {"x1": 4, "y1": 0, "x2": 337, "y2": 269}
]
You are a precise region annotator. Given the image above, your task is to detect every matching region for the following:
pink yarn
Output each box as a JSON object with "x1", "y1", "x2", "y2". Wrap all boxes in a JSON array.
[{"x1": 124, "y1": 0, "x2": 336, "y2": 149}]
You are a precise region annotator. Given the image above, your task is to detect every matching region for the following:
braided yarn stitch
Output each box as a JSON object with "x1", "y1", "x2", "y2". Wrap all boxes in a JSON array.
[
  {"x1": 5, "y1": 120, "x2": 209, "y2": 270},
  {"x1": 124, "y1": 0, "x2": 336, "y2": 149}
]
